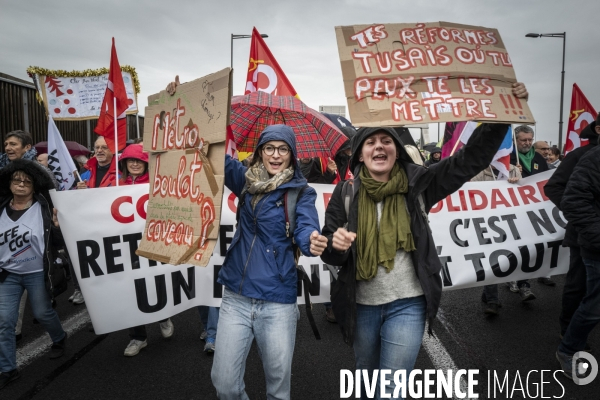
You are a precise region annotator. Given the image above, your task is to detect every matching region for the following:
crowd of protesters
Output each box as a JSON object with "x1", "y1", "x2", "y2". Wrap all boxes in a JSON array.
[{"x1": 1, "y1": 84, "x2": 599, "y2": 397}]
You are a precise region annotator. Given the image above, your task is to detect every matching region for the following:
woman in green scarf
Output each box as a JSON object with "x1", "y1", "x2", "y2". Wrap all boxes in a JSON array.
[{"x1": 321, "y1": 119, "x2": 517, "y2": 398}]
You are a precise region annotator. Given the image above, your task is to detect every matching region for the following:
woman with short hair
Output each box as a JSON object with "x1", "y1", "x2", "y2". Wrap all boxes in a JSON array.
[{"x1": 0, "y1": 159, "x2": 67, "y2": 390}]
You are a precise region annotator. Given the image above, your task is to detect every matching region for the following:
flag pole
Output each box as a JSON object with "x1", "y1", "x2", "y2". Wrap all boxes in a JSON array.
[
  {"x1": 512, "y1": 127, "x2": 520, "y2": 166},
  {"x1": 449, "y1": 124, "x2": 468, "y2": 156},
  {"x1": 136, "y1": 112, "x2": 140, "y2": 138},
  {"x1": 114, "y1": 97, "x2": 119, "y2": 187}
]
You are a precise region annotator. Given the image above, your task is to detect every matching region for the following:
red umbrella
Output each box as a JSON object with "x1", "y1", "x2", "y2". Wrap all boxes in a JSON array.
[
  {"x1": 230, "y1": 92, "x2": 348, "y2": 159},
  {"x1": 34, "y1": 141, "x2": 90, "y2": 156}
]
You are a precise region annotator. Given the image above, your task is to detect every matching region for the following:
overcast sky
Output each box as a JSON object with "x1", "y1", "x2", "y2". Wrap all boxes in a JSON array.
[{"x1": 1, "y1": 0, "x2": 598, "y2": 146}]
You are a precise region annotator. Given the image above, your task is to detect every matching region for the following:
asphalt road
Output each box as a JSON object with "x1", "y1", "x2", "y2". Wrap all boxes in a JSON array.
[{"x1": 4, "y1": 275, "x2": 599, "y2": 400}]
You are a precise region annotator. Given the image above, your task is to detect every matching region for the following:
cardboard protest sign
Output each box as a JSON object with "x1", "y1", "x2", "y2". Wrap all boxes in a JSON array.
[
  {"x1": 137, "y1": 68, "x2": 232, "y2": 267},
  {"x1": 27, "y1": 66, "x2": 139, "y2": 120},
  {"x1": 143, "y1": 69, "x2": 231, "y2": 152},
  {"x1": 335, "y1": 22, "x2": 535, "y2": 126}
]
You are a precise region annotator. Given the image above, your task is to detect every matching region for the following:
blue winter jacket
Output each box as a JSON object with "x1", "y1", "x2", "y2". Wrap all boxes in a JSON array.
[{"x1": 218, "y1": 125, "x2": 321, "y2": 304}]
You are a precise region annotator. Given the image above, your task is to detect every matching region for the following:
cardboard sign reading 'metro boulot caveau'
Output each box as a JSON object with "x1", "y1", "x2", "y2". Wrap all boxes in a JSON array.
[
  {"x1": 136, "y1": 68, "x2": 231, "y2": 267},
  {"x1": 335, "y1": 22, "x2": 535, "y2": 126}
]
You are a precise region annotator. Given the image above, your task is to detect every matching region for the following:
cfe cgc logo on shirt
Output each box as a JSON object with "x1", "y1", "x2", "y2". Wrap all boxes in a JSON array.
[
  {"x1": 0, "y1": 226, "x2": 32, "y2": 262},
  {"x1": 533, "y1": 163, "x2": 539, "y2": 170}
]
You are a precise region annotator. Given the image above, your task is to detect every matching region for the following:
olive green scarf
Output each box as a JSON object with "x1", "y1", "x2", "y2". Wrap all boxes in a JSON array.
[
  {"x1": 518, "y1": 147, "x2": 536, "y2": 173},
  {"x1": 356, "y1": 163, "x2": 415, "y2": 281}
]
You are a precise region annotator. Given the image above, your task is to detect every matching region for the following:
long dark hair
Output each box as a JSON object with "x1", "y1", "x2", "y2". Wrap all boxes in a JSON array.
[{"x1": 120, "y1": 160, "x2": 148, "y2": 182}]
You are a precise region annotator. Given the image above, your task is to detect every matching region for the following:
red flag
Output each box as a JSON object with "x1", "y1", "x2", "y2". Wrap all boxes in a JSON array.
[
  {"x1": 95, "y1": 38, "x2": 129, "y2": 153},
  {"x1": 244, "y1": 27, "x2": 299, "y2": 98},
  {"x1": 226, "y1": 125, "x2": 238, "y2": 159},
  {"x1": 564, "y1": 83, "x2": 597, "y2": 155}
]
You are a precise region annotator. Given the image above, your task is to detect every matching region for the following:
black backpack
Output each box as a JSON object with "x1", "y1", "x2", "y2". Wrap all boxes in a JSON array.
[{"x1": 236, "y1": 185, "x2": 321, "y2": 340}]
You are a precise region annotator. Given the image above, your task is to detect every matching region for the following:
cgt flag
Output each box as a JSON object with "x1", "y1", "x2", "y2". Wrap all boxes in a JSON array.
[
  {"x1": 564, "y1": 83, "x2": 597, "y2": 155},
  {"x1": 47, "y1": 116, "x2": 78, "y2": 190},
  {"x1": 244, "y1": 27, "x2": 299, "y2": 98},
  {"x1": 95, "y1": 37, "x2": 129, "y2": 154}
]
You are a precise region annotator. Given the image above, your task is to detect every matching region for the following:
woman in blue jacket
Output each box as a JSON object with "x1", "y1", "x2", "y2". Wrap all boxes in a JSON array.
[{"x1": 211, "y1": 124, "x2": 328, "y2": 400}]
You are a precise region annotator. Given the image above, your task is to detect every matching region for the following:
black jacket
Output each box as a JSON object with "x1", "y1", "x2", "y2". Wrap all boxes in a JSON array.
[
  {"x1": 510, "y1": 149, "x2": 549, "y2": 177},
  {"x1": 299, "y1": 157, "x2": 336, "y2": 184},
  {"x1": 544, "y1": 122, "x2": 598, "y2": 247},
  {"x1": 561, "y1": 145, "x2": 600, "y2": 259},
  {"x1": 320, "y1": 123, "x2": 509, "y2": 346}
]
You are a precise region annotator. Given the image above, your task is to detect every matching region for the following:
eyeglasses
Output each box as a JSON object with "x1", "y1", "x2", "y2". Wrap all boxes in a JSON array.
[
  {"x1": 262, "y1": 145, "x2": 290, "y2": 156},
  {"x1": 126, "y1": 159, "x2": 144, "y2": 164},
  {"x1": 11, "y1": 178, "x2": 33, "y2": 187},
  {"x1": 94, "y1": 145, "x2": 109, "y2": 151}
]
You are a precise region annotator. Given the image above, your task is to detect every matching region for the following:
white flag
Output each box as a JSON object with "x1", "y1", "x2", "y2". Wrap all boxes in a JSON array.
[{"x1": 47, "y1": 116, "x2": 78, "y2": 190}]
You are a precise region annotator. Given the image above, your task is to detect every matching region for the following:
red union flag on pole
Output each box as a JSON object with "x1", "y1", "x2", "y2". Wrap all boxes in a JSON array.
[
  {"x1": 564, "y1": 83, "x2": 597, "y2": 155},
  {"x1": 95, "y1": 38, "x2": 129, "y2": 154},
  {"x1": 244, "y1": 27, "x2": 299, "y2": 98}
]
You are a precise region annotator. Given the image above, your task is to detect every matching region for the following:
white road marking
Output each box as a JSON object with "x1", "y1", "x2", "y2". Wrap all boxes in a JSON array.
[
  {"x1": 16, "y1": 309, "x2": 90, "y2": 369},
  {"x1": 422, "y1": 309, "x2": 476, "y2": 400}
]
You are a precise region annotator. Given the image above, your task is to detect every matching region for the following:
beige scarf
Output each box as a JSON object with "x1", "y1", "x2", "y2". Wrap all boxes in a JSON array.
[{"x1": 245, "y1": 163, "x2": 294, "y2": 208}]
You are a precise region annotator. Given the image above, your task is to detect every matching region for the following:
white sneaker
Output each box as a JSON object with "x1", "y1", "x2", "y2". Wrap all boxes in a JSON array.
[
  {"x1": 199, "y1": 329, "x2": 208, "y2": 341},
  {"x1": 68, "y1": 292, "x2": 75, "y2": 302},
  {"x1": 159, "y1": 319, "x2": 174, "y2": 338},
  {"x1": 72, "y1": 290, "x2": 85, "y2": 305},
  {"x1": 506, "y1": 281, "x2": 519, "y2": 293},
  {"x1": 124, "y1": 339, "x2": 147, "y2": 357}
]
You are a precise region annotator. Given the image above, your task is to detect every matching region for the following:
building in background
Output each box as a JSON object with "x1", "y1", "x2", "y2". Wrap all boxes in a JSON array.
[{"x1": 319, "y1": 105, "x2": 346, "y2": 118}]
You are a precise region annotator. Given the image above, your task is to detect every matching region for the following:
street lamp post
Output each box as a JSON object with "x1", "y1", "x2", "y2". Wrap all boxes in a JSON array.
[
  {"x1": 230, "y1": 33, "x2": 268, "y2": 69},
  {"x1": 526, "y1": 32, "x2": 566, "y2": 151}
]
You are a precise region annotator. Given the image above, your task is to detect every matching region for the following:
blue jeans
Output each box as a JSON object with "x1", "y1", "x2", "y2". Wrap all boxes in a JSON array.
[
  {"x1": 198, "y1": 306, "x2": 220, "y2": 341},
  {"x1": 559, "y1": 246, "x2": 587, "y2": 336},
  {"x1": 0, "y1": 271, "x2": 66, "y2": 372},
  {"x1": 482, "y1": 284, "x2": 499, "y2": 304},
  {"x1": 354, "y1": 296, "x2": 426, "y2": 400},
  {"x1": 211, "y1": 287, "x2": 299, "y2": 400},
  {"x1": 559, "y1": 256, "x2": 600, "y2": 355}
]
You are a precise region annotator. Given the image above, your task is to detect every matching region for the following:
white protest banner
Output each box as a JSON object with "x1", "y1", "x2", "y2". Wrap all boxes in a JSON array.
[
  {"x1": 27, "y1": 66, "x2": 139, "y2": 120},
  {"x1": 47, "y1": 116, "x2": 78, "y2": 190},
  {"x1": 52, "y1": 171, "x2": 566, "y2": 333},
  {"x1": 51, "y1": 184, "x2": 331, "y2": 334},
  {"x1": 429, "y1": 170, "x2": 568, "y2": 290}
]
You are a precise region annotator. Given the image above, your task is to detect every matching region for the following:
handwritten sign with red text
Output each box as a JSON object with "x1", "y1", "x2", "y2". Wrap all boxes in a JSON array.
[
  {"x1": 335, "y1": 22, "x2": 535, "y2": 126},
  {"x1": 137, "y1": 68, "x2": 231, "y2": 267}
]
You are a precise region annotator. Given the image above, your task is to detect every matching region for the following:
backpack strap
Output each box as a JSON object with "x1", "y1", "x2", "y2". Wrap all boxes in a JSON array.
[
  {"x1": 340, "y1": 179, "x2": 354, "y2": 219},
  {"x1": 417, "y1": 194, "x2": 429, "y2": 223},
  {"x1": 283, "y1": 185, "x2": 321, "y2": 340},
  {"x1": 283, "y1": 186, "x2": 305, "y2": 240}
]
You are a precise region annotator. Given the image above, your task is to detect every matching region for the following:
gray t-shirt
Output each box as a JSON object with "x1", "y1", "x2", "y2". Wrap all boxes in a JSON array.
[{"x1": 356, "y1": 201, "x2": 424, "y2": 305}]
